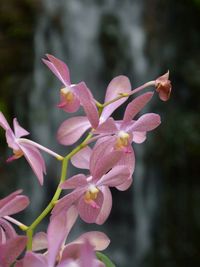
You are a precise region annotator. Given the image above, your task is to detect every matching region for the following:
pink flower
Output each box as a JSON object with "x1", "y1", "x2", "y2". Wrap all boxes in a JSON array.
[
  {"x1": 57, "y1": 75, "x2": 131, "y2": 146},
  {"x1": 17, "y1": 207, "x2": 108, "y2": 267},
  {"x1": 0, "y1": 112, "x2": 46, "y2": 185},
  {"x1": 52, "y1": 143, "x2": 130, "y2": 224},
  {"x1": 43, "y1": 54, "x2": 99, "y2": 128},
  {"x1": 0, "y1": 235, "x2": 27, "y2": 267},
  {"x1": 155, "y1": 71, "x2": 172, "y2": 101},
  {"x1": 92, "y1": 92, "x2": 161, "y2": 190},
  {"x1": 0, "y1": 190, "x2": 29, "y2": 243}
]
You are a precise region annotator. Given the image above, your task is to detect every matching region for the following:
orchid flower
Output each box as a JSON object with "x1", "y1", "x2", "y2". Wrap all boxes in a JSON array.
[
  {"x1": 93, "y1": 92, "x2": 161, "y2": 189},
  {"x1": 0, "y1": 190, "x2": 29, "y2": 244},
  {"x1": 42, "y1": 54, "x2": 99, "y2": 128},
  {"x1": 0, "y1": 112, "x2": 63, "y2": 185},
  {"x1": 0, "y1": 235, "x2": 27, "y2": 267},
  {"x1": 70, "y1": 92, "x2": 161, "y2": 191},
  {"x1": 57, "y1": 75, "x2": 131, "y2": 145},
  {"x1": 52, "y1": 142, "x2": 130, "y2": 224},
  {"x1": 17, "y1": 207, "x2": 109, "y2": 267},
  {"x1": 94, "y1": 91, "x2": 161, "y2": 143}
]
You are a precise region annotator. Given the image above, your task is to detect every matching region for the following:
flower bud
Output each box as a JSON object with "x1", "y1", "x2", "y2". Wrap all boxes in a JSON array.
[{"x1": 155, "y1": 71, "x2": 172, "y2": 101}]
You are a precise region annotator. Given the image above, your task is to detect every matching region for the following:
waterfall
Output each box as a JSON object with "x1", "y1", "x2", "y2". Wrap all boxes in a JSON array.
[{"x1": 30, "y1": 0, "x2": 158, "y2": 266}]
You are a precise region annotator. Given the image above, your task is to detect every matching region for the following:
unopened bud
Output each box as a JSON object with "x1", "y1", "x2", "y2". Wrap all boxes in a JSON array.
[{"x1": 155, "y1": 71, "x2": 172, "y2": 101}]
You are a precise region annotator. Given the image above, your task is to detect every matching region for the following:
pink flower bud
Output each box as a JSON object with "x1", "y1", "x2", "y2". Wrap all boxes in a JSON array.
[{"x1": 155, "y1": 71, "x2": 172, "y2": 101}]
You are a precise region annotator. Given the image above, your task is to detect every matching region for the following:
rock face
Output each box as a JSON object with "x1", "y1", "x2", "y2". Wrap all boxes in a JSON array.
[{"x1": 0, "y1": 0, "x2": 200, "y2": 266}]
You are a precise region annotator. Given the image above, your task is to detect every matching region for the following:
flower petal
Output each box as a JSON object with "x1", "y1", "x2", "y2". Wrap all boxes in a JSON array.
[
  {"x1": 132, "y1": 131, "x2": 146, "y2": 143},
  {"x1": 19, "y1": 143, "x2": 46, "y2": 185},
  {"x1": 0, "y1": 112, "x2": 10, "y2": 130},
  {"x1": 71, "y1": 231, "x2": 110, "y2": 251},
  {"x1": 43, "y1": 54, "x2": 70, "y2": 86},
  {"x1": 123, "y1": 92, "x2": 154, "y2": 122},
  {"x1": 116, "y1": 178, "x2": 133, "y2": 191},
  {"x1": 78, "y1": 191, "x2": 103, "y2": 223},
  {"x1": 57, "y1": 116, "x2": 91, "y2": 146},
  {"x1": 0, "y1": 218, "x2": 16, "y2": 241},
  {"x1": 128, "y1": 113, "x2": 161, "y2": 132},
  {"x1": 71, "y1": 146, "x2": 92, "y2": 169},
  {"x1": 48, "y1": 211, "x2": 68, "y2": 266},
  {"x1": 0, "y1": 195, "x2": 29, "y2": 217},
  {"x1": 101, "y1": 76, "x2": 131, "y2": 122},
  {"x1": 13, "y1": 118, "x2": 29, "y2": 138},
  {"x1": 20, "y1": 252, "x2": 47, "y2": 267},
  {"x1": 96, "y1": 186, "x2": 112, "y2": 225},
  {"x1": 52, "y1": 188, "x2": 86, "y2": 217},
  {"x1": 94, "y1": 118, "x2": 118, "y2": 135},
  {"x1": 0, "y1": 236, "x2": 27, "y2": 267},
  {"x1": 73, "y1": 82, "x2": 99, "y2": 128},
  {"x1": 61, "y1": 174, "x2": 87, "y2": 190},
  {"x1": 97, "y1": 166, "x2": 130, "y2": 187},
  {"x1": 90, "y1": 137, "x2": 122, "y2": 179},
  {"x1": 58, "y1": 90, "x2": 80, "y2": 113},
  {"x1": 0, "y1": 190, "x2": 22, "y2": 210},
  {"x1": 32, "y1": 232, "x2": 48, "y2": 252}
]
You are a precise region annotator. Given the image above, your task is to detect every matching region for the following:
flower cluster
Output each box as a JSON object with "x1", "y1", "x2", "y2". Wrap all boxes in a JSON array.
[{"x1": 0, "y1": 54, "x2": 171, "y2": 266}]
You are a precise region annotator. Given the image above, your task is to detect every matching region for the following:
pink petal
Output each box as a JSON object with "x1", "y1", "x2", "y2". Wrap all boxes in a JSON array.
[
  {"x1": 13, "y1": 118, "x2": 29, "y2": 138},
  {"x1": 19, "y1": 143, "x2": 46, "y2": 185},
  {"x1": 132, "y1": 131, "x2": 146, "y2": 143},
  {"x1": 43, "y1": 54, "x2": 70, "y2": 86},
  {"x1": 71, "y1": 146, "x2": 92, "y2": 169},
  {"x1": 123, "y1": 92, "x2": 154, "y2": 122},
  {"x1": 0, "y1": 195, "x2": 29, "y2": 217},
  {"x1": 0, "y1": 236, "x2": 27, "y2": 266},
  {"x1": 115, "y1": 146, "x2": 134, "y2": 191},
  {"x1": 94, "y1": 118, "x2": 118, "y2": 135},
  {"x1": 0, "y1": 218, "x2": 16, "y2": 241},
  {"x1": 48, "y1": 212, "x2": 67, "y2": 266},
  {"x1": 97, "y1": 166, "x2": 130, "y2": 187},
  {"x1": 57, "y1": 259, "x2": 79, "y2": 267},
  {"x1": 128, "y1": 113, "x2": 161, "y2": 132},
  {"x1": 52, "y1": 188, "x2": 86, "y2": 217},
  {"x1": 58, "y1": 90, "x2": 80, "y2": 113},
  {"x1": 78, "y1": 191, "x2": 104, "y2": 223},
  {"x1": 117, "y1": 145, "x2": 135, "y2": 173},
  {"x1": 61, "y1": 174, "x2": 87, "y2": 190},
  {"x1": 71, "y1": 231, "x2": 110, "y2": 251},
  {"x1": 80, "y1": 240, "x2": 96, "y2": 267},
  {"x1": 50, "y1": 206, "x2": 79, "y2": 249},
  {"x1": 5, "y1": 128, "x2": 19, "y2": 150},
  {"x1": 116, "y1": 178, "x2": 133, "y2": 191},
  {"x1": 57, "y1": 116, "x2": 91, "y2": 146},
  {"x1": 101, "y1": 76, "x2": 131, "y2": 122},
  {"x1": 20, "y1": 252, "x2": 46, "y2": 267},
  {"x1": 96, "y1": 186, "x2": 112, "y2": 225},
  {"x1": 0, "y1": 112, "x2": 10, "y2": 130},
  {"x1": 90, "y1": 138, "x2": 122, "y2": 179},
  {"x1": 32, "y1": 232, "x2": 48, "y2": 251},
  {"x1": 73, "y1": 82, "x2": 99, "y2": 128},
  {"x1": 0, "y1": 190, "x2": 22, "y2": 210}
]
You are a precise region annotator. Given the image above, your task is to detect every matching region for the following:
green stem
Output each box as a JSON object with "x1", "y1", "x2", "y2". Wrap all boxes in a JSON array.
[{"x1": 26, "y1": 133, "x2": 93, "y2": 250}]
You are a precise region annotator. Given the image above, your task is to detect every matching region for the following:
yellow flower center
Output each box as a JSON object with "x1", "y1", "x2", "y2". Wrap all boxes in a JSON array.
[
  {"x1": 60, "y1": 87, "x2": 74, "y2": 102},
  {"x1": 115, "y1": 131, "x2": 130, "y2": 149},
  {"x1": 84, "y1": 185, "x2": 99, "y2": 203},
  {"x1": 13, "y1": 149, "x2": 24, "y2": 159}
]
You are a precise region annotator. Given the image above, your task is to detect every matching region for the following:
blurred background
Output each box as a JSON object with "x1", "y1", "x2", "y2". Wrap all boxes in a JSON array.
[{"x1": 0, "y1": 0, "x2": 200, "y2": 266}]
